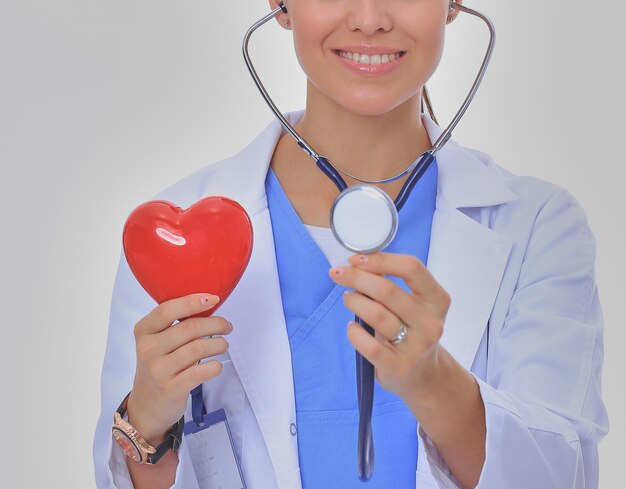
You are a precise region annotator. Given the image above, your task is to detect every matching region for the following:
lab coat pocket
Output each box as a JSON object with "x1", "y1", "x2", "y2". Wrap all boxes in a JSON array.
[{"x1": 188, "y1": 355, "x2": 247, "y2": 488}]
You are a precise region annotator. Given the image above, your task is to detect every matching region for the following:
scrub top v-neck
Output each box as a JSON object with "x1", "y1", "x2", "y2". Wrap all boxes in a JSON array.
[{"x1": 265, "y1": 159, "x2": 438, "y2": 488}]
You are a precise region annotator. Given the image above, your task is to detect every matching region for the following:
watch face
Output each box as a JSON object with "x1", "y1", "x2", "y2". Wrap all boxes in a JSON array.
[{"x1": 113, "y1": 428, "x2": 143, "y2": 463}]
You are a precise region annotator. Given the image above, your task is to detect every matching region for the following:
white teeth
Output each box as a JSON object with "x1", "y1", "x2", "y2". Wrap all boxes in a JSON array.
[{"x1": 338, "y1": 50, "x2": 401, "y2": 65}]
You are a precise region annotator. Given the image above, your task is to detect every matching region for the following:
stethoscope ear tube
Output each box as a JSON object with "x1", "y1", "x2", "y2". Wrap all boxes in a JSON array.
[
  {"x1": 394, "y1": 152, "x2": 436, "y2": 211},
  {"x1": 316, "y1": 156, "x2": 348, "y2": 192}
]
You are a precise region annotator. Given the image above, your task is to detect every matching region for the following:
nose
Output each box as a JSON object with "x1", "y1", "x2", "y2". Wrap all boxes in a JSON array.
[{"x1": 346, "y1": 0, "x2": 393, "y2": 36}]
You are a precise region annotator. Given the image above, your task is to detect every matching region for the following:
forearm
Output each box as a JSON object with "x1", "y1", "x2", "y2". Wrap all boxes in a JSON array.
[{"x1": 404, "y1": 345, "x2": 486, "y2": 489}]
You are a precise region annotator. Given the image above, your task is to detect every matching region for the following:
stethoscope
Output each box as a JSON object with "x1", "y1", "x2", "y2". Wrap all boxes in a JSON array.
[{"x1": 240, "y1": 0, "x2": 496, "y2": 481}]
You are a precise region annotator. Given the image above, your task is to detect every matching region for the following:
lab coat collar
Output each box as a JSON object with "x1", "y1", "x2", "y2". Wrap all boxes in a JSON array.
[
  {"x1": 200, "y1": 108, "x2": 519, "y2": 214},
  {"x1": 421, "y1": 113, "x2": 519, "y2": 208}
]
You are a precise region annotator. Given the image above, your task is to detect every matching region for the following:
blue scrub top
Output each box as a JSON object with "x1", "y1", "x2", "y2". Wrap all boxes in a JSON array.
[{"x1": 265, "y1": 160, "x2": 438, "y2": 488}]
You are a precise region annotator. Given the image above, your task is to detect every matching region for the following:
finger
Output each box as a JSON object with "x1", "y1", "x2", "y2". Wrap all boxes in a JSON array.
[
  {"x1": 344, "y1": 290, "x2": 431, "y2": 347},
  {"x1": 171, "y1": 360, "x2": 224, "y2": 397},
  {"x1": 332, "y1": 266, "x2": 417, "y2": 325},
  {"x1": 136, "y1": 293, "x2": 220, "y2": 335},
  {"x1": 160, "y1": 336, "x2": 229, "y2": 377},
  {"x1": 343, "y1": 291, "x2": 404, "y2": 343},
  {"x1": 347, "y1": 252, "x2": 439, "y2": 298},
  {"x1": 347, "y1": 320, "x2": 396, "y2": 370},
  {"x1": 157, "y1": 316, "x2": 232, "y2": 356}
]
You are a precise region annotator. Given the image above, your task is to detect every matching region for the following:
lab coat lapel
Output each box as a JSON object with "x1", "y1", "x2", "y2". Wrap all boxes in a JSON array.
[
  {"x1": 426, "y1": 202, "x2": 514, "y2": 370},
  {"x1": 422, "y1": 117, "x2": 518, "y2": 370},
  {"x1": 218, "y1": 207, "x2": 301, "y2": 485},
  {"x1": 196, "y1": 116, "x2": 301, "y2": 486}
]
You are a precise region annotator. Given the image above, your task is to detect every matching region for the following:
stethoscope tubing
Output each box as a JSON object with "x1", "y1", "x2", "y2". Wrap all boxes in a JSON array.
[
  {"x1": 243, "y1": 3, "x2": 496, "y2": 187},
  {"x1": 241, "y1": 1, "x2": 496, "y2": 482}
]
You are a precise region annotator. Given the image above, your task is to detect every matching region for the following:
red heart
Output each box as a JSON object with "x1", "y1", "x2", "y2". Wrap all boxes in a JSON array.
[{"x1": 122, "y1": 196, "x2": 253, "y2": 320}]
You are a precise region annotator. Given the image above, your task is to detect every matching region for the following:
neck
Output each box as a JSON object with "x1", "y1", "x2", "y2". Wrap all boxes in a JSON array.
[{"x1": 292, "y1": 81, "x2": 432, "y2": 182}]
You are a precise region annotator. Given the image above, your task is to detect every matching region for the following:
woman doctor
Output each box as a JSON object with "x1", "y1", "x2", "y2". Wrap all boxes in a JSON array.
[{"x1": 93, "y1": 1, "x2": 609, "y2": 488}]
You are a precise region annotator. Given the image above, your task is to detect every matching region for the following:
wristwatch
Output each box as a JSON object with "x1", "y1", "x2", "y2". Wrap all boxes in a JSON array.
[{"x1": 111, "y1": 391, "x2": 185, "y2": 464}]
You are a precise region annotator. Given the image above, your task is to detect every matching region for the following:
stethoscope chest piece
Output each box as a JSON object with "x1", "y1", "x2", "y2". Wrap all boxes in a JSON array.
[{"x1": 330, "y1": 184, "x2": 398, "y2": 254}]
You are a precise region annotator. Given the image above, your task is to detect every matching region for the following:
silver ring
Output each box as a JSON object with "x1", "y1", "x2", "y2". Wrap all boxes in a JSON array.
[{"x1": 391, "y1": 323, "x2": 408, "y2": 344}]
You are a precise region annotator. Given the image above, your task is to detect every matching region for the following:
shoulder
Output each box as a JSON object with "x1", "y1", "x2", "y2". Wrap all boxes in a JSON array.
[
  {"x1": 145, "y1": 118, "x2": 278, "y2": 210},
  {"x1": 148, "y1": 156, "x2": 235, "y2": 208},
  {"x1": 458, "y1": 144, "x2": 597, "y2": 284},
  {"x1": 467, "y1": 146, "x2": 573, "y2": 208},
  {"x1": 464, "y1": 146, "x2": 592, "y2": 232},
  {"x1": 464, "y1": 146, "x2": 597, "y2": 305}
]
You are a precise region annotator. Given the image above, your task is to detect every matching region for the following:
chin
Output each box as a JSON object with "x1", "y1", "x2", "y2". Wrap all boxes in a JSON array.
[
  {"x1": 331, "y1": 89, "x2": 418, "y2": 118},
  {"x1": 306, "y1": 68, "x2": 421, "y2": 117},
  {"x1": 336, "y1": 103, "x2": 400, "y2": 117}
]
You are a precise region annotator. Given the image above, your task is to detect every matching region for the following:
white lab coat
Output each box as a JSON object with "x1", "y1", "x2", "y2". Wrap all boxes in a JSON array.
[{"x1": 93, "y1": 109, "x2": 609, "y2": 489}]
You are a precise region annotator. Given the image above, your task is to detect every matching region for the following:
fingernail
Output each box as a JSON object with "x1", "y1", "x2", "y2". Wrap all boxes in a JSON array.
[
  {"x1": 330, "y1": 266, "x2": 344, "y2": 278},
  {"x1": 200, "y1": 295, "x2": 220, "y2": 306},
  {"x1": 228, "y1": 321, "x2": 233, "y2": 332}
]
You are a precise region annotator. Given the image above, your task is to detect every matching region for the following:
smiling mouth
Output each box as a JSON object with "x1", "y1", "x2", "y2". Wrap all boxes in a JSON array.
[{"x1": 333, "y1": 50, "x2": 406, "y2": 66}]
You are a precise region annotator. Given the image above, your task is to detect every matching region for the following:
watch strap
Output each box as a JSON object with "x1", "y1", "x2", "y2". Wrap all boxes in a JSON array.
[
  {"x1": 148, "y1": 412, "x2": 184, "y2": 464},
  {"x1": 115, "y1": 391, "x2": 185, "y2": 464}
]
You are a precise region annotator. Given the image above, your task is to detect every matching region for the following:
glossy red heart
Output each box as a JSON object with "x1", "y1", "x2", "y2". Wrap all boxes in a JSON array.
[{"x1": 122, "y1": 196, "x2": 253, "y2": 320}]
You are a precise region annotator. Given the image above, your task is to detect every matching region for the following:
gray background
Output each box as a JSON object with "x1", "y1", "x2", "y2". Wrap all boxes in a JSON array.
[{"x1": 1, "y1": 1, "x2": 624, "y2": 487}]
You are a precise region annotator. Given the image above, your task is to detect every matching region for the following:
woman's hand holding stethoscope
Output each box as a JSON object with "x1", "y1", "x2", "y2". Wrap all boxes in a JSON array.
[{"x1": 329, "y1": 252, "x2": 450, "y2": 402}]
